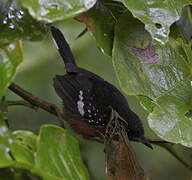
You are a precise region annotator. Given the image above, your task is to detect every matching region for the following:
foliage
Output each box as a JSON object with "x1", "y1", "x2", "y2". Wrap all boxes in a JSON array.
[
  {"x1": 0, "y1": 0, "x2": 192, "y2": 179},
  {"x1": 112, "y1": 12, "x2": 192, "y2": 146},
  {"x1": 0, "y1": 113, "x2": 89, "y2": 180},
  {"x1": 0, "y1": 41, "x2": 22, "y2": 99}
]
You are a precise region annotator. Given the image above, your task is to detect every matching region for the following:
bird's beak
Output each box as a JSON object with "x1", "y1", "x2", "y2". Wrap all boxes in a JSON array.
[{"x1": 133, "y1": 137, "x2": 153, "y2": 149}]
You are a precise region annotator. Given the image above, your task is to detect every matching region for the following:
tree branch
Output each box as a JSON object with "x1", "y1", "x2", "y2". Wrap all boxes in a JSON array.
[
  {"x1": 8, "y1": 82, "x2": 65, "y2": 127},
  {"x1": 6, "y1": 100, "x2": 38, "y2": 110}
]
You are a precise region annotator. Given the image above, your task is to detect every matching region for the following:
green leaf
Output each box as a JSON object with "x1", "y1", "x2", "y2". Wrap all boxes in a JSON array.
[
  {"x1": 176, "y1": 6, "x2": 192, "y2": 42},
  {"x1": 19, "y1": 0, "x2": 96, "y2": 23},
  {"x1": 113, "y1": 12, "x2": 192, "y2": 147},
  {"x1": 35, "y1": 125, "x2": 89, "y2": 180},
  {"x1": 148, "y1": 81, "x2": 192, "y2": 147},
  {"x1": 113, "y1": 12, "x2": 191, "y2": 99},
  {"x1": 11, "y1": 142, "x2": 34, "y2": 168},
  {"x1": 0, "y1": 41, "x2": 23, "y2": 100},
  {"x1": 0, "y1": 1, "x2": 48, "y2": 44},
  {"x1": 11, "y1": 131, "x2": 37, "y2": 167},
  {"x1": 12, "y1": 131, "x2": 37, "y2": 152},
  {"x1": 137, "y1": 96, "x2": 155, "y2": 113},
  {"x1": 0, "y1": 113, "x2": 14, "y2": 167},
  {"x1": 90, "y1": 0, "x2": 125, "y2": 56},
  {"x1": 120, "y1": 0, "x2": 192, "y2": 45},
  {"x1": 0, "y1": 125, "x2": 89, "y2": 179}
]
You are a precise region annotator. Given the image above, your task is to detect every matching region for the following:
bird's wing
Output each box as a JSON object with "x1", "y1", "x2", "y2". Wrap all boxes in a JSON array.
[
  {"x1": 54, "y1": 74, "x2": 89, "y2": 113},
  {"x1": 53, "y1": 74, "x2": 112, "y2": 125}
]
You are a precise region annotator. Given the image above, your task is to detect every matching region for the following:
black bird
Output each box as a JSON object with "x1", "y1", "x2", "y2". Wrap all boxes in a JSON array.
[{"x1": 51, "y1": 26, "x2": 152, "y2": 149}]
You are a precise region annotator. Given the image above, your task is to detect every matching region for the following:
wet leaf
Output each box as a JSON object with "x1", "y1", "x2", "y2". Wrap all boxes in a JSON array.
[
  {"x1": 113, "y1": 12, "x2": 192, "y2": 147},
  {"x1": 19, "y1": 0, "x2": 96, "y2": 23},
  {"x1": 120, "y1": 0, "x2": 192, "y2": 45},
  {"x1": 0, "y1": 41, "x2": 23, "y2": 100},
  {"x1": 0, "y1": 1, "x2": 48, "y2": 45},
  {"x1": 148, "y1": 81, "x2": 192, "y2": 147},
  {"x1": 0, "y1": 0, "x2": 12, "y2": 21}
]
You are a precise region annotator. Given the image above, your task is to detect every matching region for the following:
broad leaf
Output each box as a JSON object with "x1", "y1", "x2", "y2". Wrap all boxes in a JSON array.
[
  {"x1": 35, "y1": 125, "x2": 89, "y2": 180},
  {"x1": 148, "y1": 81, "x2": 192, "y2": 147},
  {"x1": 0, "y1": 41, "x2": 23, "y2": 100},
  {"x1": 19, "y1": 0, "x2": 96, "y2": 23},
  {"x1": 113, "y1": 12, "x2": 192, "y2": 147},
  {"x1": 0, "y1": 125, "x2": 89, "y2": 180},
  {"x1": 120, "y1": 0, "x2": 192, "y2": 45}
]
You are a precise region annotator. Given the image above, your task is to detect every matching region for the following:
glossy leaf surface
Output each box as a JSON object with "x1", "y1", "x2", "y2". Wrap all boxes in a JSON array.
[
  {"x1": 19, "y1": 0, "x2": 96, "y2": 22},
  {"x1": 121, "y1": 0, "x2": 192, "y2": 45},
  {"x1": 113, "y1": 12, "x2": 192, "y2": 147}
]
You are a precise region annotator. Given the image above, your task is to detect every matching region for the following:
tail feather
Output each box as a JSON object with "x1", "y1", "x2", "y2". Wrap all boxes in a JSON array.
[{"x1": 51, "y1": 26, "x2": 77, "y2": 68}]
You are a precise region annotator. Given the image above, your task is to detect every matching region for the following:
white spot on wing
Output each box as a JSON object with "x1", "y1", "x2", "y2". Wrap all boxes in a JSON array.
[
  {"x1": 53, "y1": 38, "x2": 59, "y2": 49},
  {"x1": 77, "y1": 90, "x2": 85, "y2": 116}
]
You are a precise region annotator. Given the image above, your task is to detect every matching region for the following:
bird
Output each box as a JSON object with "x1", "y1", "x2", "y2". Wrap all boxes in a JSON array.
[{"x1": 51, "y1": 26, "x2": 152, "y2": 149}]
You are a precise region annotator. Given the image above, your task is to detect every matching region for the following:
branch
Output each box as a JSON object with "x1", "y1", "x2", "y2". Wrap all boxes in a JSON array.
[
  {"x1": 8, "y1": 82, "x2": 65, "y2": 127},
  {"x1": 7, "y1": 100, "x2": 38, "y2": 110},
  {"x1": 148, "y1": 139, "x2": 171, "y2": 144},
  {"x1": 146, "y1": 138, "x2": 192, "y2": 170}
]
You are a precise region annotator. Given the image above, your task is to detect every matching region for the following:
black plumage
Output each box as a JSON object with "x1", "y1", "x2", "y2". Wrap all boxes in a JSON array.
[{"x1": 51, "y1": 26, "x2": 152, "y2": 148}]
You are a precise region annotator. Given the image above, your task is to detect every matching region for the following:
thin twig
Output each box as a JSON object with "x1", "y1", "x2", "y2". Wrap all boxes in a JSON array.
[
  {"x1": 150, "y1": 140, "x2": 192, "y2": 171},
  {"x1": 8, "y1": 82, "x2": 65, "y2": 127},
  {"x1": 148, "y1": 138, "x2": 171, "y2": 144},
  {"x1": 7, "y1": 100, "x2": 38, "y2": 110}
]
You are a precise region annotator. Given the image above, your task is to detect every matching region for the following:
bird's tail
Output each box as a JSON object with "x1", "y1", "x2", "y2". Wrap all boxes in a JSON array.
[{"x1": 51, "y1": 26, "x2": 77, "y2": 72}]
